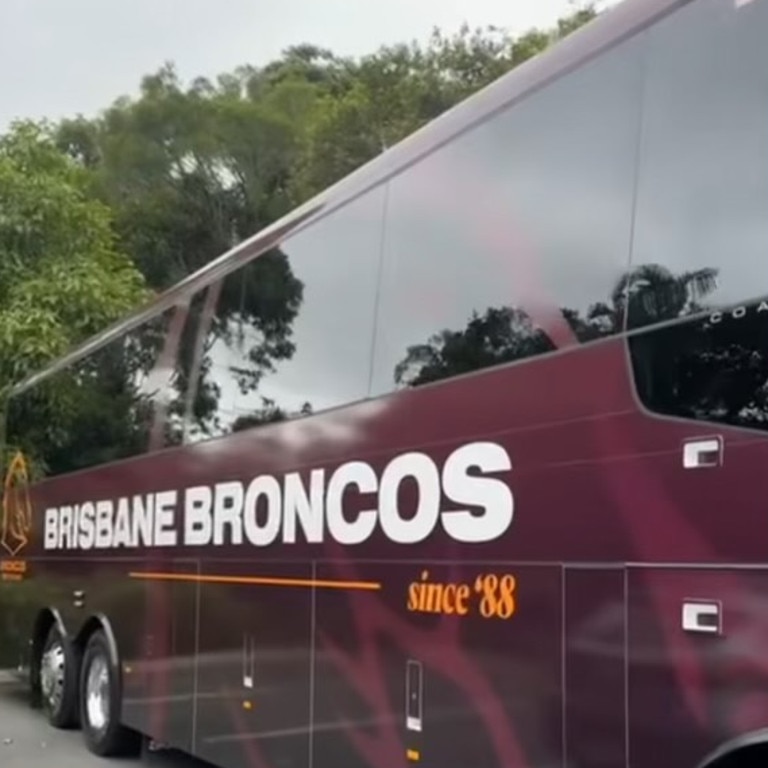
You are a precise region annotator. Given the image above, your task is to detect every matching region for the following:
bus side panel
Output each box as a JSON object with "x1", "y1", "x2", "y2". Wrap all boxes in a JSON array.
[
  {"x1": 628, "y1": 567, "x2": 768, "y2": 768},
  {"x1": 564, "y1": 567, "x2": 626, "y2": 768},
  {"x1": 312, "y1": 561, "x2": 563, "y2": 768},
  {"x1": 193, "y1": 560, "x2": 313, "y2": 768},
  {"x1": 120, "y1": 559, "x2": 199, "y2": 755}
]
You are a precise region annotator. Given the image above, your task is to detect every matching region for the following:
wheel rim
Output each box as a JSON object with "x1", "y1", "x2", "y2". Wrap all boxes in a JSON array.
[
  {"x1": 40, "y1": 641, "x2": 66, "y2": 715},
  {"x1": 85, "y1": 655, "x2": 110, "y2": 732}
]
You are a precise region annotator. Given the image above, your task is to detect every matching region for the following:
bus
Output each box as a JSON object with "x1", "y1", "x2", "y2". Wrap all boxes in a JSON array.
[{"x1": 2, "y1": 0, "x2": 768, "y2": 765}]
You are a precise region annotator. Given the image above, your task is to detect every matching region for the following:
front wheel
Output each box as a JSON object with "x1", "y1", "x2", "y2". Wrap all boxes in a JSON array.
[{"x1": 79, "y1": 629, "x2": 141, "y2": 757}]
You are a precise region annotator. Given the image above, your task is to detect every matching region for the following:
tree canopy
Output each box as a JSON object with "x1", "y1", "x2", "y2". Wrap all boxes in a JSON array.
[{"x1": 0, "y1": 122, "x2": 147, "y2": 396}]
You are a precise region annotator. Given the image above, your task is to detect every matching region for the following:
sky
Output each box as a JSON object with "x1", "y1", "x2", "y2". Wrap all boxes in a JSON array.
[{"x1": 0, "y1": 0, "x2": 605, "y2": 130}]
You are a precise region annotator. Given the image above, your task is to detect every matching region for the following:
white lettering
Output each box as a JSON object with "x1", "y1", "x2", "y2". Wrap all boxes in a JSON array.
[
  {"x1": 113, "y1": 500, "x2": 132, "y2": 548},
  {"x1": 379, "y1": 453, "x2": 440, "y2": 544},
  {"x1": 283, "y1": 470, "x2": 325, "y2": 544},
  {"x1": 441, "y1": 442, "x2": 514, "y2": 542},
  {"x1": 185, "y1": 486, "x2": 212, "y2": 546},
  {"x1": 44, "y1": 508, "x2": 58, "y2": 550},
  {"x1": 326, "y1": 462, "x2": 378, "y2": 545},
  {"x1": 132, "y1": 495, "x2": 153, "y2": 547},
  {"x1": 33, "y1": 441, "x2": 516, "y2": 552},
  {"x1": 213, "y1": 481, "x2": 244, "y2": 545},
  {"x1": 243, "y1": 477, "x2": 281, "y2": 546},
  {"x1": 59, "y1": 506, "x2": 73, "y2": 549},
  {"x1": 154, "y1": 491, "x2": 178, "y2": 546},
  {"x1": 78, "y1": 501, "x2": 96, "y2": 549},
  {"x1": 95, "y1": 501, "x2": 112, "y2": 549}
]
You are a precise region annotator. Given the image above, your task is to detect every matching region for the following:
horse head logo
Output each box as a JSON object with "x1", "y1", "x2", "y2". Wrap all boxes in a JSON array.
[{"x1": 2, "y1": 452, "x2": 32, "y2": 557}]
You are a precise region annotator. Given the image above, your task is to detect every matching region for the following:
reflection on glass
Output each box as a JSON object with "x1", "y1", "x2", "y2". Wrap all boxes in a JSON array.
[
  {"x1": 372, "y1": 34, "x2": 645, "y2": 392},
  {"x1": 6, "y1": 310, "x2": 173, "y2": 477},
  {"x1": 630, "y1": 296, "x2": 768, "y2": 432},
  {"x1": 185, "y1": 189, "x2": 385, "y2": 442},
  {"x1": 393, "y1": 307, "x2": 556, "y2": 388},
  {"x1": 629, "y1": 0, "x2": 768, "y2": 325},
  {"x1": 165, "y1": 290, "x2": 209, "y2": 448}
]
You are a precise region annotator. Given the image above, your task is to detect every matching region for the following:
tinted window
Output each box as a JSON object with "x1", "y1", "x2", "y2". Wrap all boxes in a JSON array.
[
  {"x1": 627, "y1": 0, "x2": 768, "y2": 330},
  {"x1": 6, "y1": 311, "x2": 173, "y2": 477},
  {"x1": 630, "y1": 298, "x2": 768, "y2": 432},
  {"x1": 627, "y1": 0, "x2": 768, "y2": 431},
  {"x1": 186, "y1": 190, "x2": 385, "y2": 442},
  {"x1": 370, "y1": 36, "x2": 645, "y2": 393}
]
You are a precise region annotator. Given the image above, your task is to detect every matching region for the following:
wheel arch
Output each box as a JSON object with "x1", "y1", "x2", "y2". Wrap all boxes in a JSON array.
[{"x1": 696, "y1": 728, "x2": 768, "y2": 768}]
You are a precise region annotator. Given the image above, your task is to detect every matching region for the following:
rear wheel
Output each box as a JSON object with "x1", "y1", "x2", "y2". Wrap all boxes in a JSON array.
[
  {"x1": 79, "y1": 629, "x2": 141, "y2": 757},
  {"x1": 39, "y1": 623, "x2": 79, "y2": 729}
]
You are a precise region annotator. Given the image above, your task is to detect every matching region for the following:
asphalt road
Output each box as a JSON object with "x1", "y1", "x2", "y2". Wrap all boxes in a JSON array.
[{"x1": 0, "y1": 673, "x2": 204, "y2": 768}]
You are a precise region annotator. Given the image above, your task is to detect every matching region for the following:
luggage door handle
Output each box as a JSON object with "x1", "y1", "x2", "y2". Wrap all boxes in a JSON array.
[{"x1": 682, "y1": 600, "x2": 721, "y2": 634}]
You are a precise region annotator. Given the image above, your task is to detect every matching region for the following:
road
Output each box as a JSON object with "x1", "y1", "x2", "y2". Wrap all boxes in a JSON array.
[{"x1": 0, "y1": 672, "x2": 205, "y2": 768}]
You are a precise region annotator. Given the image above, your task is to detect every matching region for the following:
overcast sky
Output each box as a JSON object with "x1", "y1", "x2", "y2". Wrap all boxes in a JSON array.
[{"x1": 0, "y1": 0, "x2": 606, "y2": 130}]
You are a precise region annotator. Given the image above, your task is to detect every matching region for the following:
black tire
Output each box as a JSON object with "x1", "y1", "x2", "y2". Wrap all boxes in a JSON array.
[
  {"x1": 79, "y1": 629, "x2": 141, "y2": 757},
  {"x1": 39, "y1": 623, "x2": 79, "y2": 729}
]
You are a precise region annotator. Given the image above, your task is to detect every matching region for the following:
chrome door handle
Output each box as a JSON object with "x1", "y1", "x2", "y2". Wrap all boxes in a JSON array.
[{"x1": 682, "y1": 600, "x2": 721, "y2": 634}]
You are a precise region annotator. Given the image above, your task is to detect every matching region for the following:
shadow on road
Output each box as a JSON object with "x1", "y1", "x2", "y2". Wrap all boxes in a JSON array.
[{"x1": 0, "y1": 674, "x2": 212, "y2": 768}]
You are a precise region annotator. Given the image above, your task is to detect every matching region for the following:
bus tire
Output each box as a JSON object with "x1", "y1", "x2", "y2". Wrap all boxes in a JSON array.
[
  {"x1": 79, "y1": 629, "x2": 141, "y2": 757},
  {"x1": 39, "y1": 623, "x2": 79, "y2": 729}
]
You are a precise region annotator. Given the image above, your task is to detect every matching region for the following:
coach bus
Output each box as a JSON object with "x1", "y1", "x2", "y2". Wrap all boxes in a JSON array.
[{"x1": 2, "y1": 0, "x2": 768, "y2": 765}]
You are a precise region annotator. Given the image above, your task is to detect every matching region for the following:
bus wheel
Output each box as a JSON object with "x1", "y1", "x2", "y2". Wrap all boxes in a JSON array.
[
  {"x1": 79, "y1": 629, "x2": 141, "y2": 757},
  {"x1": 40, "y1": 623, "x2": 79, "y2": 729}
]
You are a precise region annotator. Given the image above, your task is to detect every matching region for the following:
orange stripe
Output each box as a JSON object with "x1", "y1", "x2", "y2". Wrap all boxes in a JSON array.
[
  {"x1": 406, "y1": 749, "x2": 421, "y2": 761},
  {"x1": 128, "y1": 571, "x2": 381, "y2": 591}
]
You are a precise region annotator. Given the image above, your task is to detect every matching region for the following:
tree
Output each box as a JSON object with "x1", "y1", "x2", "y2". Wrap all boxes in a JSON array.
[
  {"x1": 56, "y1": 62, "x2": 314, "y2": 292},
  {"x1": 0, "y1": 121, "x2": 149, "y2": 475},
  {"x1": 0, "y1": 121, "x2": 147, "y2": 395},
  {"x1": 293, "y1": 6, "x2": 598, "y2": 200}
]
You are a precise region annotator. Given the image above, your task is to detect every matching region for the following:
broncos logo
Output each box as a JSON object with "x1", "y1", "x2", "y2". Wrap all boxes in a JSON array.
[{"x1": 1, "y1": 451, "x2": 32, "y2": 557}]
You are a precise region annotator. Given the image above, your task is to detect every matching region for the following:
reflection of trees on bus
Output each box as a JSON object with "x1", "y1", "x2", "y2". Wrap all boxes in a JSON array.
[
  {"x1": 6, "y1": 315, "x2": 170, "y2": 478},
  {"x1": 394, "y1": 263, "x2": 768, "y2": 433},
  {"x1": 5, "y1": 245, "x2": 305, "y2": 477},
  {"x1": 6, "y1": 259, "x2": 768, "y2": 481},
  {"x1": 231, "y1": 398, "x2": 313, "y2": 433},
  {"x1": 394, "y1": 263, "x2": 719, "y2": 386},
  {"x1": 166, "y1": 246, "x2": 305, "y2": 443}
]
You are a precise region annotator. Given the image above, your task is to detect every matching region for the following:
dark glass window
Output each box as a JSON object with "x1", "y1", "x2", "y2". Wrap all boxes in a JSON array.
[
  {"x1": 186, "y1": 189, "x2": 385, "y2": 442},
  {"x1": 627, "y1": 0, "x2": 768, "y2": 330},
  {"x1": 369, "y1": 34, "x2": 645, "y2": 393},
  {"x1": 627, "y1": 0, "x2": 768, "y2": 431},
  {"x1": 630, "y1": 298, "x2": 768, "y2": 432},
  {"x1": 6, "y1": 311, "x2": 173, "y2": 478}
]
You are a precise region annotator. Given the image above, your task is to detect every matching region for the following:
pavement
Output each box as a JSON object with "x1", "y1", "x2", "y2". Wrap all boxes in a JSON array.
[{"x1": 0, "y1": 672, "x2": 204, "y2": 768}]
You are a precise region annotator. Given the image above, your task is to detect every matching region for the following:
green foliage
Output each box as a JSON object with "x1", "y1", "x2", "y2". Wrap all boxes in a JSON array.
[
  {"x1": 56, "y1": 61, "x2": 318, "y2": 291},
  {"x1": 0, "y1": 122, "x2": 147, "y2": 395},
  {"x1": 51, "y1": 6, "x2": 598, "y2": 294},
  {"x1": 292, "y1": 8, "x2": 598, "y2": 199}
]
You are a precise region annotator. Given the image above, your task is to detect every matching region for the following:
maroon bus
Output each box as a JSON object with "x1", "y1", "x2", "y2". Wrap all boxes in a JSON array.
[{"x1": 2, "y1": 0, "x2": 768, "y2": 765}]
